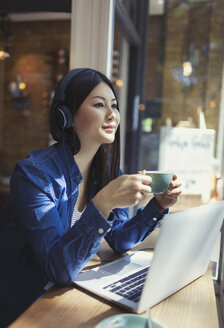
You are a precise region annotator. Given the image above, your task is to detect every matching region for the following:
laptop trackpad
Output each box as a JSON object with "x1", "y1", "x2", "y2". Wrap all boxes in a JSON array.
[
  {"x1": 99, "y1": 252, "x2": 153, "y2": 275},
  {"x1": 100, "y1": 260, "x2": 141, "y2": 275}
]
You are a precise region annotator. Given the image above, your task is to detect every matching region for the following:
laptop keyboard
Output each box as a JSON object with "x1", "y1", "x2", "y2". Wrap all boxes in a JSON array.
[{"x1": 103, "y1": 267, "x2": 149, "y2": 303}]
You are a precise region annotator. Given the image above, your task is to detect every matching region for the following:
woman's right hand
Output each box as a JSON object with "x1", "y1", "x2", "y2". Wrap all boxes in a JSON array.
[{"x1": 93, "y1": 174, "x2": 152, "y2": 218}]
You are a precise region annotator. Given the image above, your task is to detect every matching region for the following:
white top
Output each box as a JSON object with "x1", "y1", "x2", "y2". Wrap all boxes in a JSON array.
[{"x1": 71, "y1": 206, "x2": 85, "y2": 227}]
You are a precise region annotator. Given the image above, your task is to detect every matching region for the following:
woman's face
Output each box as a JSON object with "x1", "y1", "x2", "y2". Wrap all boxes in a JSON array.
[{"x1": 73, "y1": 82, "x2": 120, "y2": 150}]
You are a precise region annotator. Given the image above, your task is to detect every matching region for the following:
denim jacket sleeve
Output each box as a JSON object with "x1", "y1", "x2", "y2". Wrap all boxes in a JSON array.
[
  {"x1": 105, "y1": 199, "x2": 167, "y2": 253},
  {"x1": 10, "y1": 162, "x2": 167, "y2": 286}
]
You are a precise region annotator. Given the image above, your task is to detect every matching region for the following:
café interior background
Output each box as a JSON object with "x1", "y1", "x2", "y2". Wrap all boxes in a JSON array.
[{"x1": 0, "y1": 0, "x2": 224, "y2": 208}]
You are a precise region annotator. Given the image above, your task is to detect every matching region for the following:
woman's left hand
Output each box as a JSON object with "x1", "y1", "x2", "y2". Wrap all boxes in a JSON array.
[{"x1": 154, "y1": 174, "x2": 182, "y2": 211}]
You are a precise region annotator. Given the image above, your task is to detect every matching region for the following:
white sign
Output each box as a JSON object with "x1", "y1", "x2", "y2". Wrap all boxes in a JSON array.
[{"x1": 158, "y1": 127, "x2": 215, "y2": 197}]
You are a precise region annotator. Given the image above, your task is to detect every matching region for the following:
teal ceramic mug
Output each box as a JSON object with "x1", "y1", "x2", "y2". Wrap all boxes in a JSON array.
[
  {"x1": 95, "y1": 313, "x2": 166, "y2": 328},
  {"x1": 145, "y1": 171, "x2": 174, "y2": 194}
]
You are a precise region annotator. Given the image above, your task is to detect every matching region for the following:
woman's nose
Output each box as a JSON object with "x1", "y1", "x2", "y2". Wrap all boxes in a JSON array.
[{"x1": 106, "y1": 106, "x2": 116, "y2": 119}]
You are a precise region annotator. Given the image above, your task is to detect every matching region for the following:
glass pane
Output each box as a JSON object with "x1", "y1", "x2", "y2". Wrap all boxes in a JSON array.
[{"x1": 142, "y1": 0, "x2": 224, "y2": 208}]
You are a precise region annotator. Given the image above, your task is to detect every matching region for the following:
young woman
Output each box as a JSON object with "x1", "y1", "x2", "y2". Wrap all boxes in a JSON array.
[{"x1": 0, "y1": 68, "x2": 181, "y2": 326}]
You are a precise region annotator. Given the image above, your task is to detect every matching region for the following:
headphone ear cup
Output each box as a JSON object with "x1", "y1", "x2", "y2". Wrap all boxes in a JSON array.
[{"x1": 56, "y1": 104, "x2": 73, "y2": 129}]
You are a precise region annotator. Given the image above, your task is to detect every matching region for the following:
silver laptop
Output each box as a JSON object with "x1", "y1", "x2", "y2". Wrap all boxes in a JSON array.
[{"x1": 73, "y1": 201, "x2": 224, "y2": 313}]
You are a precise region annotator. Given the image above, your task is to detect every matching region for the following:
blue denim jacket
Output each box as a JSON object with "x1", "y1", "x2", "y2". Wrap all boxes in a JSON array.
[{"x1": 0, "y1": 142, "x2": 166, "y2": 326}]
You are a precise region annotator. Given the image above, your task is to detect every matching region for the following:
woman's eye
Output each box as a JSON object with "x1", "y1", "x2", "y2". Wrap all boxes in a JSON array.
[
  {"x1": 94, "y1": 102, "x2": 104, "y2": 108},
  {"x1": 112, "y1": 103, "x2": 118, "y2": 110}
]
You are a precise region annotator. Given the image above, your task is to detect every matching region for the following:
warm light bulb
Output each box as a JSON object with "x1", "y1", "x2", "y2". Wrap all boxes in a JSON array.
[
  {"x1": 0, "y1": 50, "x2": 10, "y2": 60},
  {"x1": 183, "y1": 61, "x2": 192, "y2": 76},
  {"x1": 19, "y1": 82, "x2": 26, "y2": 90},
  {"x1": 115, "y1": 79, "x2": 123, "y2": 87},
  {"x1": 209, "y1": 100, "x2": 216, "y2": 109},
  {"x1": 138, "y1": 104, "x2": 146, "y2": 111}
]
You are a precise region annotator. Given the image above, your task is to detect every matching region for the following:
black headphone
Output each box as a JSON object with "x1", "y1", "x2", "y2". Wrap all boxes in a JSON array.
[{"x1": 53, "y1": 68, "x2": 91, "y2": 129}]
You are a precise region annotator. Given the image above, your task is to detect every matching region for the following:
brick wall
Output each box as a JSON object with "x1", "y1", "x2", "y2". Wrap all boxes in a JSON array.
[{"x1": 0, "y1": 20, "x2": 70, "y2": 176}]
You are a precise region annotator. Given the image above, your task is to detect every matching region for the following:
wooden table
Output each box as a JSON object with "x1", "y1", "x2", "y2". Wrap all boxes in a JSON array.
[{"x1": 10, "y1": 231, "x2": 220, "y2": 328}]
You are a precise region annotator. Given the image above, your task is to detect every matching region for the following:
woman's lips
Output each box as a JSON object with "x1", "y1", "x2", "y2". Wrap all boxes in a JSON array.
[{"x1": 103, "y1": 125, "x2": 116, "y2": 131}]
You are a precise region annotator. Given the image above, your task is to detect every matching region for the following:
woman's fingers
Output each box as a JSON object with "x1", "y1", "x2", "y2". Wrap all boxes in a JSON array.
[
  {"x1": 166, "y1": 188, "x2": 182, "y2": 199},
  {"x1": 167, "y1": 177, "x2": 181, "y2": 192},
  {"x1": 134, "y1": 174, "x2": 152, "y2": 193}
]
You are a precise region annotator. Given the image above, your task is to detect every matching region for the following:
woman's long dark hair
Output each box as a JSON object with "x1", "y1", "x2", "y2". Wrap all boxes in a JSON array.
[{"x1": 50, "y1": 69, "x2": 120, "y2": 202}]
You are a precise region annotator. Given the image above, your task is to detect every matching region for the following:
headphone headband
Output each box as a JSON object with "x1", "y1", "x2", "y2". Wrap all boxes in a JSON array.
[
  {"x1": 59, "y1": 68, "x2": 91, "y2": 102},
  {"x1": 53, "y1": 68, "x2": 92, "y2": 129}
]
